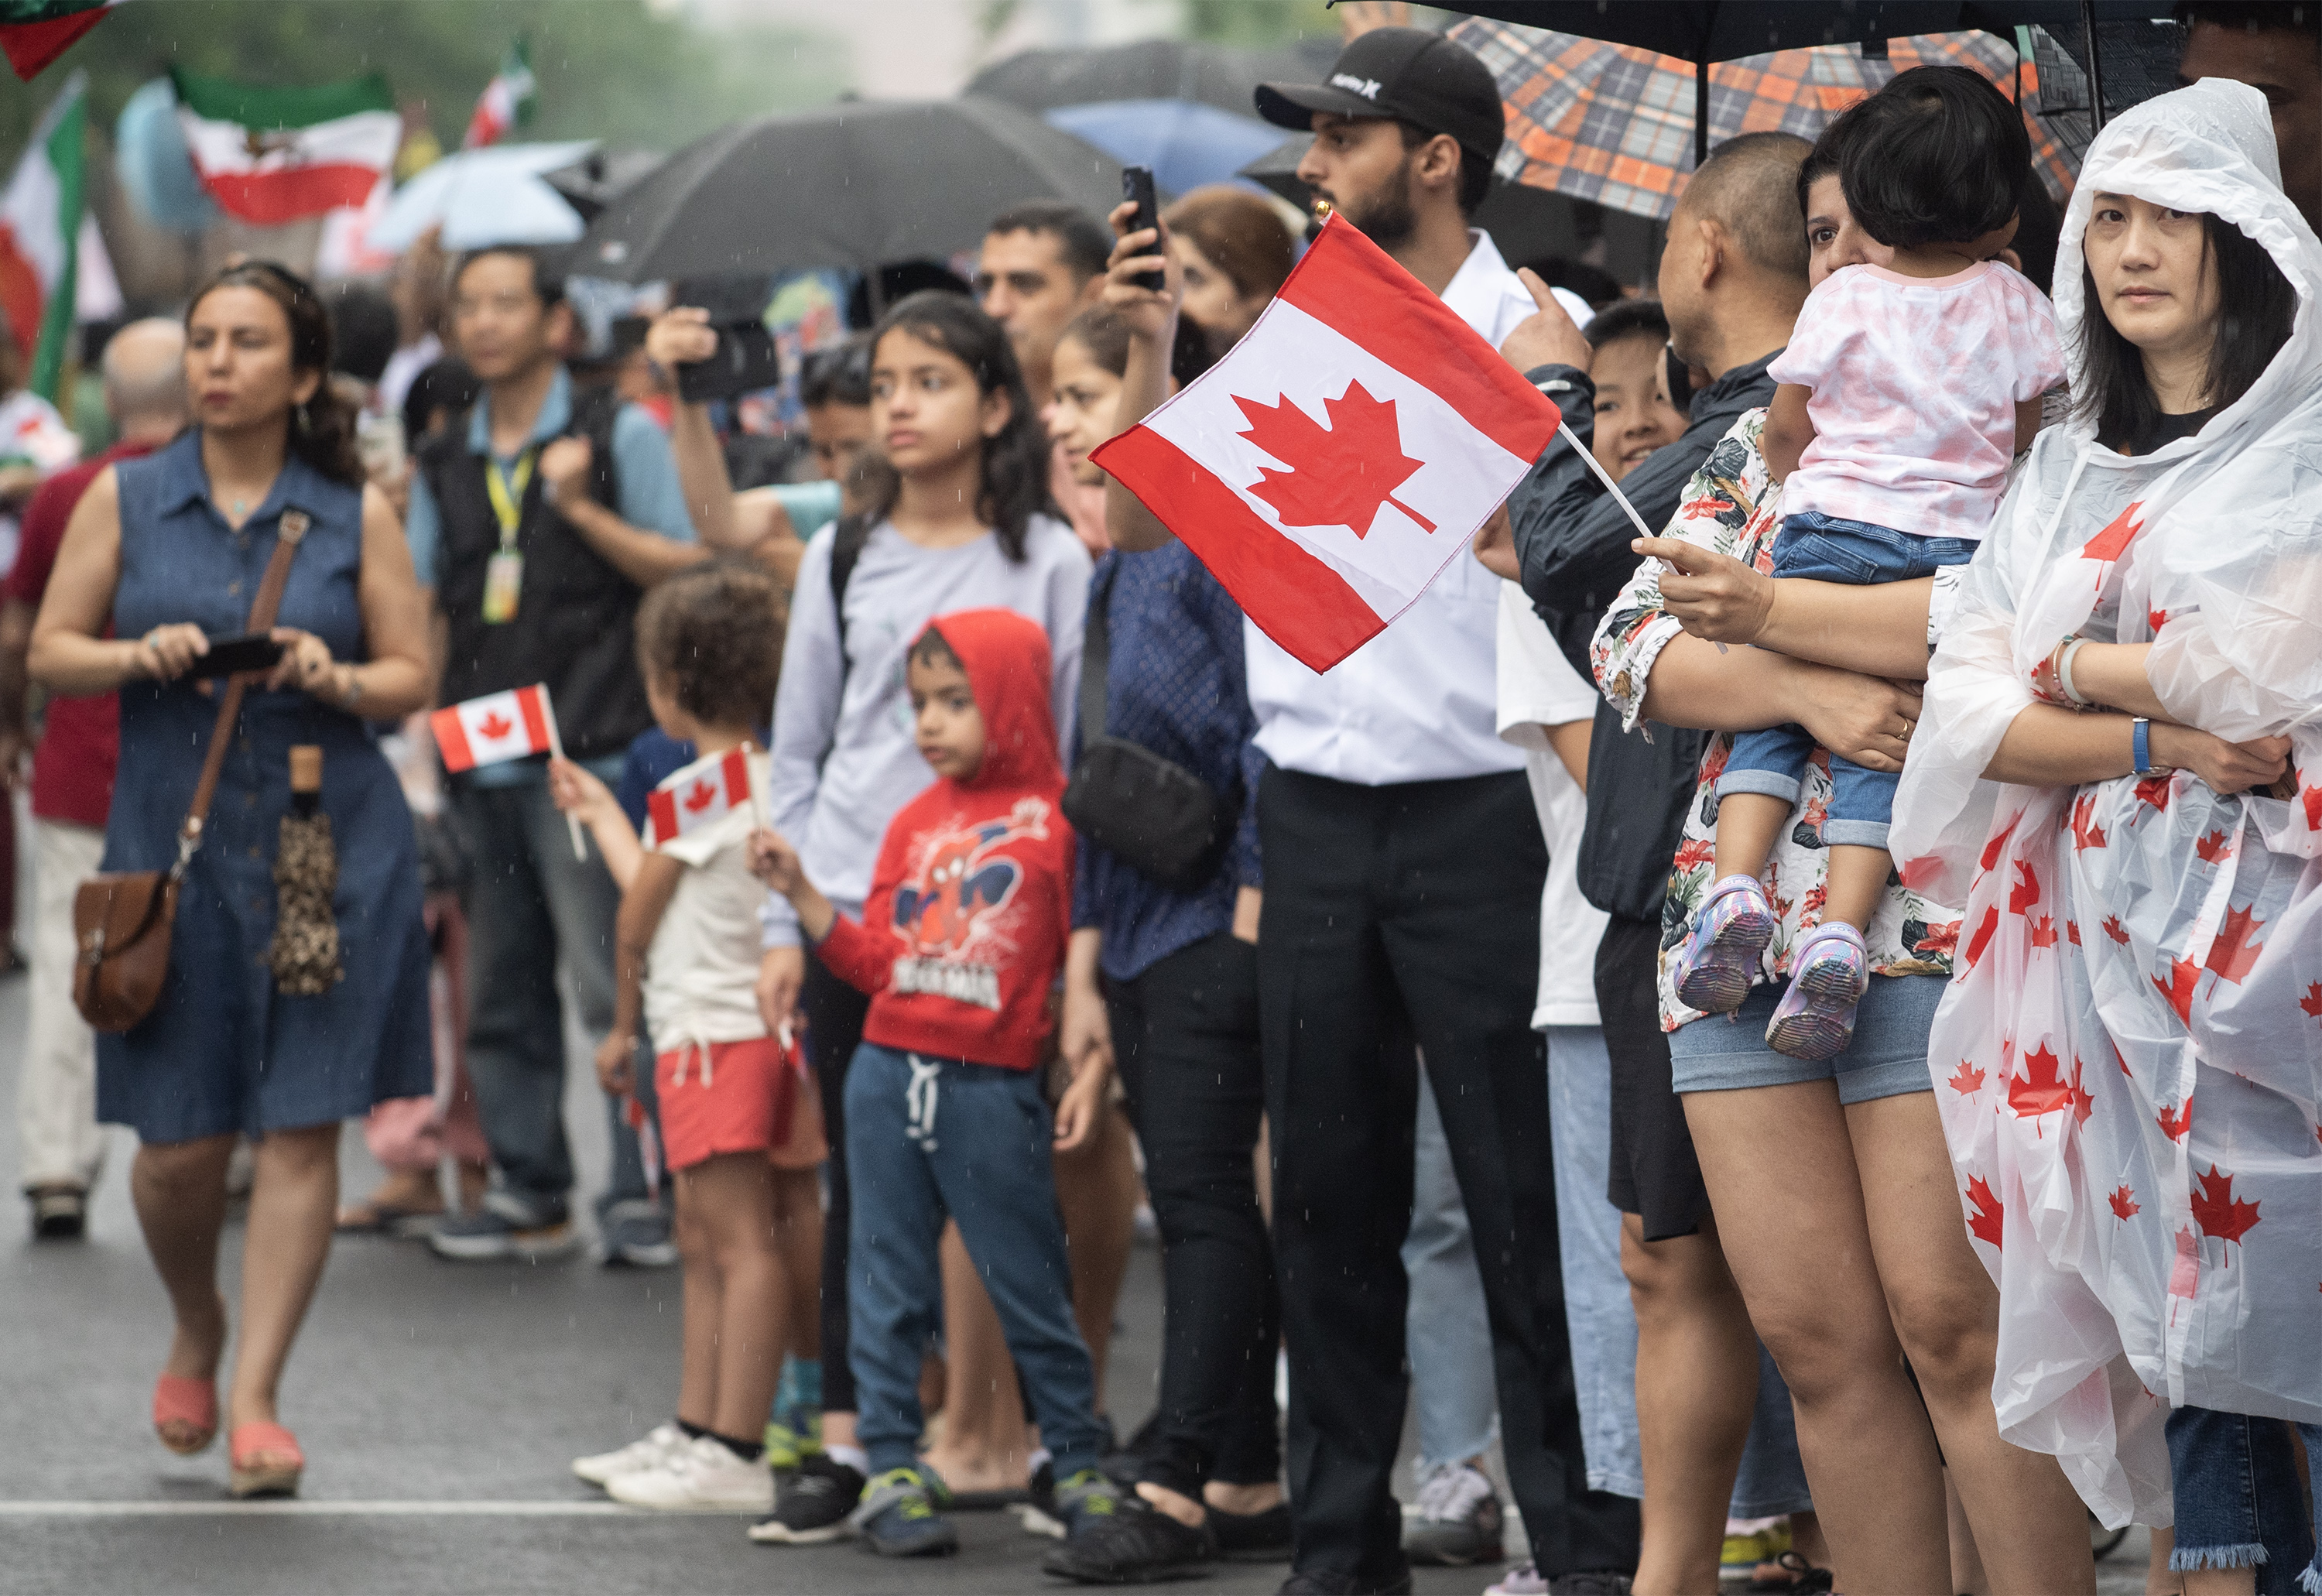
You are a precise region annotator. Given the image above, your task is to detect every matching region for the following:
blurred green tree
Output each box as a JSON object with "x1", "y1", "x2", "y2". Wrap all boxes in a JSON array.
[{"x1": 0, "y1": 0, "x2": 846, "y2": 157}]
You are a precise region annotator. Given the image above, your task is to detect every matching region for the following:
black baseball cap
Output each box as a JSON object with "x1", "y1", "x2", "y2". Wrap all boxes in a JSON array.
[{"x1": 1255, "y1": 26, "x2": 1505, "y2": 163}]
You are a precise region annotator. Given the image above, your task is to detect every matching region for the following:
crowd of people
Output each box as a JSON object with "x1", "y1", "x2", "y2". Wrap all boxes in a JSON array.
[{"x1": 3, "y1": 7, "x2": 2319, "y2": 1596}]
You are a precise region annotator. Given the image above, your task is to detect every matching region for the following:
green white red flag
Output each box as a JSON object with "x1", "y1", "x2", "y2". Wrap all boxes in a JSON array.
[
  {"x1": 464, "y1": 37, "x2": 536, "y2": 149},
  {"x1": 171, "y1": 67, "x2": 401, "y2": 226},
  {"x1": 0, "y1": 70, "x2": 86, "y2": 399},
  {"x1": 0, "y1": 0, "x2": 118, "y2": 82}
]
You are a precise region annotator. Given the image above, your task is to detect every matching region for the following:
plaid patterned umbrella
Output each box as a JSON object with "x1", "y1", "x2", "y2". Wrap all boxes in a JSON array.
[{"x1": 1451, "y1": 18, "x2": 2079, "y2": 222}]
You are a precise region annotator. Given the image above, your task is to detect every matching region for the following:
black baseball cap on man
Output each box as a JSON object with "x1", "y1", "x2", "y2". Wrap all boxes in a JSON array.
[{"x1": 1254, "y1": 26, "x2": 1505, "y2": 163}]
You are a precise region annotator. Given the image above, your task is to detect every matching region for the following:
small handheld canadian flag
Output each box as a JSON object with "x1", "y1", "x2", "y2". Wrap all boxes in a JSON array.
[
  {"x1": 646, "y1": 745, "x2": 759, "y2": 849},
  {"x1": 1092, "y1": 210, "x2": 1564, "y2": 673},
  {"x1": 430, "y1": 683, "x2": 585, "y2": 858}
]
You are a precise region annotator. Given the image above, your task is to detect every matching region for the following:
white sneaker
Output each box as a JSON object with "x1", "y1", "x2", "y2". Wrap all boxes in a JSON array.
[
  {"x1": 607, "y1": 1434, "x2": 775, "y2": 1512},
  {"x1": 572, "y1": 1422, "x2": 687, "y2": 1488}
]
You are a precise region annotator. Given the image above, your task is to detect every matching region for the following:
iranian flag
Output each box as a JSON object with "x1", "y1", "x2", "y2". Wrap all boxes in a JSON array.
[
  {"x1": 464, "y1": 37, "x2": 537, "y2": 150},
  {"x1": 172, "y1": 67, "x2": 402, "y2": 227},
  {"x1": 0, "y1": 0, "x2": 118, "y2": 82},
  {"x1": 0, "y1": 70, "x2": 84, "y2": 401},
  {"x1": 1091, "y1": 210, "x2": 1561, "y2": 673},
  {"x1": 432, "y1": 684, "x2": 557, "y2": 772},
  {"x1": 646, "y1": 746, "x2": 759, "y2": 849}
]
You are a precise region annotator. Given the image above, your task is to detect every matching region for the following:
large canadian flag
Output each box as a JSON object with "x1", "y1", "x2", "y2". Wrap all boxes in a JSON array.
[
  {"x1": 1092, "y1": 211, "x2": 1561, "y2": 672},
  {"x1": 432, "y1": 684, "x2": 556, "y2": 772}
]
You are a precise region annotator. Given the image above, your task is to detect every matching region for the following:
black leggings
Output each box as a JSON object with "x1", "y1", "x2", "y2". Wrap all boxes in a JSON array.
[
  {"x1": 803, "y1": 947, "x2": 871, "y2": 1416},
  {"x1": 1108, "y1": 931, "x2": 1280, "y2": 1495}
]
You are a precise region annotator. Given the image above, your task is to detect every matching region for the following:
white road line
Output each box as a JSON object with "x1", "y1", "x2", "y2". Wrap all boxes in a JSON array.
[{"x1": 0, "y1": 1500, "x2": 745, "y2": 1517}]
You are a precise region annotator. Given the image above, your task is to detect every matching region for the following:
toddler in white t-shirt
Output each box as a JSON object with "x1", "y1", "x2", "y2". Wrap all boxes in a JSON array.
[{"x1": 1676, "y1": 66, "x2": 2065, "y2": 1060}]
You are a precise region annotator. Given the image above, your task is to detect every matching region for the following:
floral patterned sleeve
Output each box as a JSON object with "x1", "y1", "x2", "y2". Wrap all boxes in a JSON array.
[{"x1": 1591, "y1": 409, "x2": 1780, "y2": 730}]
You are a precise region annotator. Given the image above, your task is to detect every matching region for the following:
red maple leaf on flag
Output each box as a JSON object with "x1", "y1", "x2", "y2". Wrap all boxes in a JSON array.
[
  {"x1": 2205, "y1": 903, "x2": 2265, "y2": 985},
  {"x1": 2146, "y1": 608, "x2": 2168, "y2": 635},
  {"x1": 2304, "y1": 780, "x2": 2321, "y2": 832},
  {"x1": 1964, "y1": 906, "x2": 2000, "y2": 969},
  {"x1": 478, "y1": 711, "x2": 515, "y2": 739},
  {"x1": 1947, "y1": 1060, "x2": 1985, "y2": 1095},
  {"x1": 682, "y1": 779, "x2": 717, "y2": 813},
  {"x1": 2029, "y1": 915, "x2": 2058, "y2": 949},
  {"x1": 2156, "y1": 1097, "x2": 2193, "y2": 1142},
  {"x1": 1965, "y1": 1175, "x2": 2003, "y2": 1248},
  {"x1": 2070, "y1": 793, "x2": 2108, "y2": 851},
  {"x1": 2108, "y1": 1184, "x2": 2141, "y2": 1220},
  {"x1": 2190, "y1": 1164, "x2": 2261, "y2": 1247},
  {"x1": 2079, "y1": 502, "x2": 2143, "y2": 563},
  {"x1": 2068, "y1": 1058, "x2": 2096, "y2": 1124},
  {"x1": 1235, "y1": 382, "x2": 1433, "y2": 539},
  {"x1": 2009, "y1": 1042, "x2": 2075, "y2": 1127},
  {"x1": 2067, "y1": 920, "x2": 2083, "y2": 946},
  {"x1": 2008, "y1": 861, "x2": 2041, "y2": 916},
  {"x1": 1977, "y1": 813, "x2": 2021, "y2": 877},
  {"x1": 2300, "y1": 982, "x2": 2322, "y2": 1025},
  {"x1": 2155, "y1": 954, "x2": 2200, "y2": 1021},
  {"x1": 2194, "y1": 830, "x2": 2231, "y2": 863},
  {"x1": 2134, "y1": 773, "x2": 2173, "y2": 813},
  {"x1": 2102, "y1": 915, "x2": 2132, "y2": 944}
]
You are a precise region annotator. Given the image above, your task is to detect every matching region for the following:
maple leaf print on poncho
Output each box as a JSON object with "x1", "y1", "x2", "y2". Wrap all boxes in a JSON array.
[
  {"x1": 2301, "y1": 982, "x2": 2322, "y2": 1025},
  {"x1": 1948, "y1": 1060, "x2": 1985, "y2": 1095},
  {"x1": 2009, "y1": 1043, "x2": 2078, "y2": 1131},
  {"x1": 2191, "y1": 1165, "x2": 2261, "y2": 1248},
  {"x1": 1235, "y1": 381, "x2": 1433, "y2": 538},
  {"x1": 1965, "y1": 1176, "x2": 2003, "y2": 1248},
  {"x1": 2205, "y1": 903, "x2": 2265, "y2": 985},
  {"x1": 2109, "y1": 1185, "x2": 2140, "y2": 1220}
]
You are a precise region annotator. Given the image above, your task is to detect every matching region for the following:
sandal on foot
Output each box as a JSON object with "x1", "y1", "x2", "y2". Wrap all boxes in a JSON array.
[
  {"x1": 152, "y1": 1373, "x2": 218, "y2": 1457},
  {"x1": 228, "y1": 1422, "x2": 303, "y2": 1498},
  {"x1": 1673, "y1": 874, "x2": 1777, "y2": 1014},
  {"x1": 334, "y1": 1197, "x2": 445, "y2": 1237},
  {"x1": 1765, "y1": 922, "x2": 1869, "y2": 1062}
]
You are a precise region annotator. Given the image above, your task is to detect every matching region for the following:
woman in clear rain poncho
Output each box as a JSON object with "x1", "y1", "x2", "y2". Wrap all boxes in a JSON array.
[{"x1": 1891, "y1": 77, "x2": 2322, "y2": 1588}]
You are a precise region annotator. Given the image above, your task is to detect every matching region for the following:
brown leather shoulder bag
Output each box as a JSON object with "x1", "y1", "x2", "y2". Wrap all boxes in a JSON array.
[{"x1": 74, "y1": 514, "x2": 307, "y2": 1033}]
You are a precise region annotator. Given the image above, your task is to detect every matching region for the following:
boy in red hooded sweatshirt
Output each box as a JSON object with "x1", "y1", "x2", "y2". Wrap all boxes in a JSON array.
[{"x1": 750, "y1": 608, "x2": 1122, "y2": 1564}]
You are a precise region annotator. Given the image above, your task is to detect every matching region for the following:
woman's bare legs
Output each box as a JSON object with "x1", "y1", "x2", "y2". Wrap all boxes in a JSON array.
[
  {"x1": 1052, "y1": 1100, "x2": 1139, "y2": 1402},
  {"x1": 672, "y1": 1190, "x2": 718, "y2": 1430},
  {"x1": 1686, "y1": 1081, "x2": 1950, "y2": 1594},
  {"x1": 680, "y1": 1153, "x2": 787, "y2": 1442},
  {"x1": 769, "y1": 1166, "x2": 824, "y2": 1362},
  {"x1": 1621, "y1": 1213, "x2": 1760, "y2": 1596},
  {"x1": 228, "y1": 1124, "x2": 340, "y2": 1432},
  {"x1": 1848, "y1": 1092, "x2": 2095, "y2": 1596},
  {"x1": 923, "y1": 1221, "x2": 1032, "y2": 1492},
  {"x1": 132, "y1": 1133, "x2": 235, "y2": 1412}
]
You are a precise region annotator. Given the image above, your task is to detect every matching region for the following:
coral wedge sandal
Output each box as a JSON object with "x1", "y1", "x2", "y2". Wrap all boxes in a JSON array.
[
  {"x1": 152, "y1": 1374, "x2": 218, "y2": 1456},
  {"x1": 228, "y1": 1422, "x2": 303, "y2": 1498}
]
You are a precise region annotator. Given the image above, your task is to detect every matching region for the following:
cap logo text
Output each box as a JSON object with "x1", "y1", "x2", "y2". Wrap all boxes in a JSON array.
[{"x1": 1331, "y1": 73, "x2": 1382, "y2": 101}]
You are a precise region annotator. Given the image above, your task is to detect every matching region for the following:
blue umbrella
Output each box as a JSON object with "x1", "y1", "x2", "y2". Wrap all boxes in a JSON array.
[{"x1": 1043, "y1": 98, "x2": 1282, "y2": 198}]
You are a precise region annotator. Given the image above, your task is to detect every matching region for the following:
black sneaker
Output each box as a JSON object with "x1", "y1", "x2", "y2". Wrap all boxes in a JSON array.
[
  {"x1": 1042, "y1": 1497, "x2": 1214, "y2": 1584},
  {"x1": 748, "y1": 1452, "x2": 865, "y2": 1544},
  {"x1": 850, "y1": 1465, "x2": 958, "y2": 1558},
  {"x1": 1548, "y1": 1574, "x2": 1636, "y2": 1596},
  {"x1": 1209, "y1": 1500, "x2": 1294, "y2": 1560},
  {"x1": 427, "y1": 1191, "x2": 580, "y2": 1262},
  {"x1": 26, "y1": 1186, "x2": 84, "y2": 1241},
  {"x1": 1401, "y1": 1460, "x2": 1505, "y2": 1566},
  {"x1": 1274, "y1": 1572, "x2": 1415, "y2": 1595}
]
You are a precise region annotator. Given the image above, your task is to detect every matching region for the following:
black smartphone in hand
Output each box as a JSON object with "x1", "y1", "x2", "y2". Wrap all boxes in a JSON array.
[
  {"x1": 1122, "y1": 166, "x2": 1164, "y2": 293},
  {"x1": 187, "y1": 632, "x2": 286, "y2": 680}
]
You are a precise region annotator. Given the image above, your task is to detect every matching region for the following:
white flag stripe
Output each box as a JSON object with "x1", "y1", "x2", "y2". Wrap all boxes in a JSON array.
[
  {"x1": 1142, "y1": 296, "x2": 1531, "y2": 615},
  {"x1": 177, "y1": 108, "x2": 403, "y2": 179}
]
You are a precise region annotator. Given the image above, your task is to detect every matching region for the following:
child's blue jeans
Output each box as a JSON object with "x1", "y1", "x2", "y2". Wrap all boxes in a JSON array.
[
  {"x1": 1714, "y1": 511, "x2": 1976, "y2": 849},
  {"x1": 844, "y1": 1041, "x2": 1108, "y2": 1481},
  {"x1": 2166, "y1": 1406, "x2": 2322, "y2": 1593}
]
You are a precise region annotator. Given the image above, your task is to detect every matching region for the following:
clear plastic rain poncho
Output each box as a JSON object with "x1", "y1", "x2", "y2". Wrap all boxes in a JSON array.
[{"x1": 1889, "y1": 77, "x2": 2322, "y2": 1529}]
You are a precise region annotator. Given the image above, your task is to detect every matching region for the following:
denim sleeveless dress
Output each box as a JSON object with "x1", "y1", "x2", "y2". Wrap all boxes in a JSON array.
[{"x1": 98, "y1": 433, "x2": 430, "y2": 1143}]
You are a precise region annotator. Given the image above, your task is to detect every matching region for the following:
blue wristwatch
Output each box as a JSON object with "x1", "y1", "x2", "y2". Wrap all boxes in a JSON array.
[{"x1": 2132, "y1": 717, "x2": 2153, "y2": 776}]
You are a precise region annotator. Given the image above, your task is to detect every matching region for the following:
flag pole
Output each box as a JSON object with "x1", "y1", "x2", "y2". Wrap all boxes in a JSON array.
[
  {"x1": 1555, "y1": 420, "x2": 1726, "y2": 652},
  {"x1": 536, "y1": 683, "x2": 588, "y2": 860}
]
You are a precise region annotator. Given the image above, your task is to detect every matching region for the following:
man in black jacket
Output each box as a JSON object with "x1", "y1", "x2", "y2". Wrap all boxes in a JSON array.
[{"x1": 1497, "y1": 131, "x2": 1812, "y2": 1591}]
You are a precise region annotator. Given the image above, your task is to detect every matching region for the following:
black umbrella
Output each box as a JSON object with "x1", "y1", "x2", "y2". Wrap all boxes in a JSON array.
[
  {"x1": 966, "y1": 37, "x2": 1338, "y2": 119},
  {"x1": 574, "y1": 97, "x2": 1125, "y2": 283},
  {"x1": 1239, "y1": 133, "x2": 1582, "y2": 267},
  {"x1": 1438, "y1": 2, "x2": 2163, "y2": 161},
  {"x1": 542, "y1": 148, "x2": 665, "y2": 224}
]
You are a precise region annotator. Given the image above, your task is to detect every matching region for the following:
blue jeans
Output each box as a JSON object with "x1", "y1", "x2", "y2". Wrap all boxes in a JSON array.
[
  {"x1": 2166, "y1": 1406, "x2": 2322, "y2": 1591},
  {"x1": 454, "y1": 776, "x2": 649, "y2": 1224},
  {"x1": 1715, "y1": 512, "x2": 1975, "y2": 850},
  {"x1": 1404, "y1": 1061, "x2": 1498, "y2": 1475},
  {"x1": 844, "y1": 1043, "x2": 1108, "y2": 1480},
  {"x1": 1547, "y1": 1025, "x2": 1812, "y2": 1516}
]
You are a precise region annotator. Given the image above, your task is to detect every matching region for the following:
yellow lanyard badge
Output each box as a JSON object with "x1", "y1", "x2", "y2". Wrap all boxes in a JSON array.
[{"x1": 481, "y1": 448, "x2": 535, "y2": 624}]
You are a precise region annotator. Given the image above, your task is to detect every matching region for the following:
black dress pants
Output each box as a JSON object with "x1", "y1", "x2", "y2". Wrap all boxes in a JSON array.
[
  {"x1": 1106, "y1": 931, "x2": 1280, "y2": 1497},
  {"x1": 802, "y1": 946, "x2": 872, "y2": 1415},
  {"x1": 1258, "y1": 766, "x2": 1640, "y2": 1583}
]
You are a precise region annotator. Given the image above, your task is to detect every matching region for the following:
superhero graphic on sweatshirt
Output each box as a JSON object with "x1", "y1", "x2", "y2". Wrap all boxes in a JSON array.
[{"x1": 817, "y1": 609, "x2": 1074, "y2": 1070}]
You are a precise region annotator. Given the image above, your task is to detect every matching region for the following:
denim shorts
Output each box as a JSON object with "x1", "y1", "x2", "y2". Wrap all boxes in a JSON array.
[{"x1": 1667, "y1": 972, "x2": 1942, "y2": 1104}]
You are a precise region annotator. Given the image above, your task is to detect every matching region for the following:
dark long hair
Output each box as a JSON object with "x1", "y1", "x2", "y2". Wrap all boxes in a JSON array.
[
  {"x1": 864, "y1": 290, "x2": 1053, "y2": 561},
  {"x1": 185, "y1": 260, "x2": 363, "y2": 487},
  {"x1": 2073, "y1": 211, "x2": 2296, "y2": 444}
]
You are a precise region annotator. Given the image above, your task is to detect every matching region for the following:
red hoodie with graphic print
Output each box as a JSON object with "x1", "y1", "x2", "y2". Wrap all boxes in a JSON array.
[{"x1": 816, "y1": 608, "x2": 1074, "y2": 1070}]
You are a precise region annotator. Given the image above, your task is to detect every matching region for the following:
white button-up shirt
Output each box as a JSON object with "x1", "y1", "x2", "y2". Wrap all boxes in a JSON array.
[{"x1": 1245, "y1": 230, "x2": 1555, "y2": 786}]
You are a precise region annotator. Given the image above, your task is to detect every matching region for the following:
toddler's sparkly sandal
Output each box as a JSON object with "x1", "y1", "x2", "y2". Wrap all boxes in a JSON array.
[
  {"x1": 1673, "y1": 874, "x2": 1776, "y2": 1014},
  {"x1": 1765, "y1": 922, "x2": 1869, "y2": 1062}
]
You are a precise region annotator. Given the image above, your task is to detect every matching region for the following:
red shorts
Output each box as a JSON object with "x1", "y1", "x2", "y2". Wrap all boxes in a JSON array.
[{"x1": 654, "y1": 1036, "x2": 796, "y2": 1172}]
